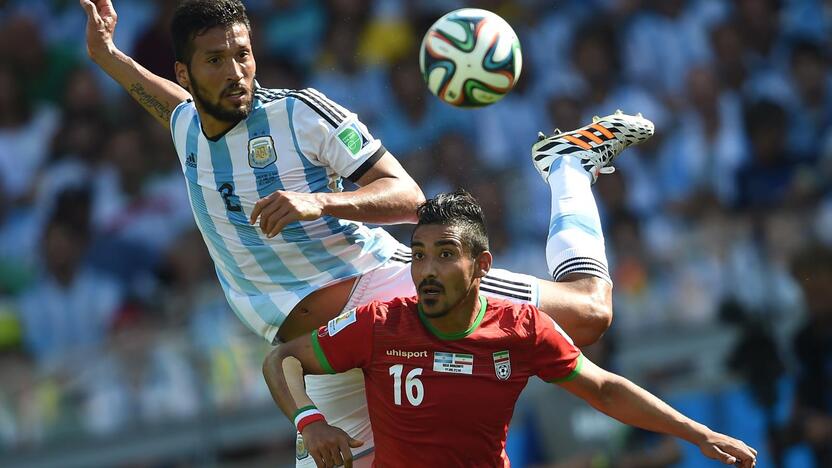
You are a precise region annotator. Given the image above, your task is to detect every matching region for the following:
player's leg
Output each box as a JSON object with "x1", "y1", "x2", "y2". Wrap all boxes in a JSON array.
[{"x1": 531, "y1": 111, "x2": 654, "y2": 346}]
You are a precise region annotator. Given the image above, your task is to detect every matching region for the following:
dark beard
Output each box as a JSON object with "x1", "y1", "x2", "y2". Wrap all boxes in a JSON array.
[{"x1": 189, "y1": 73, "x2": 252, "y2": 124}]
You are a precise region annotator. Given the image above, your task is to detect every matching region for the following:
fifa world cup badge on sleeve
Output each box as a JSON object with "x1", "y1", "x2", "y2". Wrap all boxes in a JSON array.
[
  {"x1": 248, "y1": 135, "x2": 277, "y2": 169},
  {"x1": 336, "y1": 123, "x2": 369, "y2": 156},
  {"x1": 327, "y1": 308, "x2": 357, "y2": 336},
  {"x1": 493, "y1": 350, "x2": 511, "y2": 380}
]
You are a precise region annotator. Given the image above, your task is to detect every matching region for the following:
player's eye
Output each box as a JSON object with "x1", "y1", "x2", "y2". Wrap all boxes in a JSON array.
[
  {"x1": 412, "y1": 252, "x2": 424, "y2": 260},
  {"x1": 207, "y1": 56, "x2": 221, "y2": 65},
  {"x1": 439, "y1": 250, "x2": 454, "y2": 259}
]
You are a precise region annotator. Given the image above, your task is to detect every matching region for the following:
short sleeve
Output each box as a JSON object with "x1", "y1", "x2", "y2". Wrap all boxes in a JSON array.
[
  {"x1": 289, "y1": 88, "x2": 385, "y2": 182},
  {"x1": 529, "y1": 306, "x2": 583, "y2": 383},
  {"x1": 311, "y1": 302, "x2": 377, "y2": 373}
]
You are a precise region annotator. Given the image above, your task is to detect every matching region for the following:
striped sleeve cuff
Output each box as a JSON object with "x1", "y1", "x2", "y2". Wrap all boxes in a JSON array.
[
  {"x1": 553, "y1": 257, "x2": 611, "y2": 284},
  {"x1": 292, "y1": 405, "x2": 318, "y2": 423},
  {"x1": 311, "y1": 331, "x2": 336, "y2": 374},
  {"x1": 548, "y1": 354, "x2": 584, "y2": 384}
]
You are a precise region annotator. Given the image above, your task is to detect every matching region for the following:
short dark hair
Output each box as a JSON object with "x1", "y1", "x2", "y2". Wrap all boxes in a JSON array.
[
  {"x1": 415, "y1": 189, "x2": 489, "y2": 257},
  {"x1": 171, "y1": 0, "x2": 251, "y2": 65}
]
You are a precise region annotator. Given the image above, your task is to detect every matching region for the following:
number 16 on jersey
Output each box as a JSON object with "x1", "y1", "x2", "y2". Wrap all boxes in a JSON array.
[{"x1": 389, "y1": 365, "x2": 424, "y2": 406}]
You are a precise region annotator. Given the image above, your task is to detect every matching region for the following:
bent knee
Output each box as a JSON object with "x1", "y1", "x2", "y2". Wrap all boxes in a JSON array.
[{"x1": 572, "y1": 276, "x2": 613, "y2": 346}]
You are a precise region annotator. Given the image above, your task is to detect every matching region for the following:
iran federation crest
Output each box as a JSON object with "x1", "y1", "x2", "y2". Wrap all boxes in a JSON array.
[
  {"x1": 248, "y1": 135, "x2": 277, "y2": 169},
  {"x1": 493, "y1": 350, "x2": 511, "y2": 380}
]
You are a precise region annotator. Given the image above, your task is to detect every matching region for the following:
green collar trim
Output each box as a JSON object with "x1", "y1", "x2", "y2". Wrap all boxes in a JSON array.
[{"x1": 418, "y1": 295, "x2": 487, "y2": 340}]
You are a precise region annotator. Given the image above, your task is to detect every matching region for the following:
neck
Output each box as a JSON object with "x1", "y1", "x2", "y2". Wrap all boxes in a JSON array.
[
  {"x1": 192, "y1": 98, "x2": 240, "y2": 140},
  {"x1": 423, "y1": 286, "x2": 482, "y2": 337},
  {"x1": 199, "y1": 111, "x2": 239, "y2": 140}
]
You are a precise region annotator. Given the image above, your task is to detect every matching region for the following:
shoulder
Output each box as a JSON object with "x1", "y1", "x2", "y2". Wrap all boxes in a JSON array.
[
  {"x1": 255, "y1": 86, "x2": 349, "y2": 129},
  {"x1": 170, "y1": 99, "x2": 196, "y2": 130},
  {"x1": 363, "y1": 296, "x2": 416, "y2": 320},
  {"x1": 485, "y1": 297, "x2": 540, "y2": 336},
  {"x1": 486, "y1": 296, "x2": 537, "y2": 320}
]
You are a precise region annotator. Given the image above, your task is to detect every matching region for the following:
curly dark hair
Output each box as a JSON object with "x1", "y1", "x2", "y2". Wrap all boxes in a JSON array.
[
  {"x1": 414, "y1": 189, "x2": 489, "y2": 257},
  {"x1": 171, "y1": 0, "x2": 251, "y2": 65}
]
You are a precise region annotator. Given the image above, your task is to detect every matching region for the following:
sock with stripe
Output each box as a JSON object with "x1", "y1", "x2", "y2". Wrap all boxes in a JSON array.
[{"x1": 545, "y1": 156, "x2": 611, "y2": 284}]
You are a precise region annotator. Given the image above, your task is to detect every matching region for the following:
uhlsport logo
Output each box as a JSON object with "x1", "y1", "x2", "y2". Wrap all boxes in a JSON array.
[
  {"x1": 493, "y1": 350, "x2": 511, "y2": 380},
  {"x1": 387, "y1": 349, "x2": 428, "y2": 359},
  {"x1": 248, "y1": 135, "x2": 277, "y2": 168}
]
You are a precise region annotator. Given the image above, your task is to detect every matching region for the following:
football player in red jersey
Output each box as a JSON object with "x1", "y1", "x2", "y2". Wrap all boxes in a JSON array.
[{"x1": 263, "y1": 190, "x2": 757, "y2": 468}]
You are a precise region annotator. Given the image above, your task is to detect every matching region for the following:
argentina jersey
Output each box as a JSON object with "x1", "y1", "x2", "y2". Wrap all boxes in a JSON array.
[{"x1": 169, "y1": 87, "x2": 399, "y2": 343}]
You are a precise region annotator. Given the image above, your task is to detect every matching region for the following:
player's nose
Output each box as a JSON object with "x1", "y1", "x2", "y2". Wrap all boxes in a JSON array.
[{"x1": 227, "y1": 59, "x2": 245, "y2": 80}]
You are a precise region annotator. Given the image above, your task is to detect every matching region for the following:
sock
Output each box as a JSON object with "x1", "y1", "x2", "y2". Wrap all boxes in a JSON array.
[{"x1": 545, "y1": 156, "x2": 612, "y2": 283}]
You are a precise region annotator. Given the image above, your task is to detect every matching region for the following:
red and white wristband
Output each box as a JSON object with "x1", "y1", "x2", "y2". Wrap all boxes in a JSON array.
[{"x1": 294, "y1": 405, "x2": 326, "y2": 433}]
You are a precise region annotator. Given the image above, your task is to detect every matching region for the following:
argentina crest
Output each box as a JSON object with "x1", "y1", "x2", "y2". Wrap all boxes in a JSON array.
[
  {"x1": 493, "y1": 350, "x2": 511, "y2": 380},
  {"x1": 248, "y1": 135, "x2": 277, "y2": 169}
]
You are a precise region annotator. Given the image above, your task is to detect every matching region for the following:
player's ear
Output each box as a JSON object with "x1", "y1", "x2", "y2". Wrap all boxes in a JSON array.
[
  {"x1": 175, "y1": 62, "x2": 190, "y2": 90},
  {"x1": 474, "y1": 250, "x2": 492, "y2": 279}
]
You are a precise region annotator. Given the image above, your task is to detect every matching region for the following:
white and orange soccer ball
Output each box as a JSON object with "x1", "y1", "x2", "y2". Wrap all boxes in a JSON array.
[{"x1": 419, "y1": 8, "x2": 522, "y2": 108}]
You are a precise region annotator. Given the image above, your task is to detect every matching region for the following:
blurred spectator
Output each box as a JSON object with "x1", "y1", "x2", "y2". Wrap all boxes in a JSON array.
[
  {"x1": 157, "y1": 228, "x2": 225, "y2": 325},
  {"x1": 0, "y1": 177, "x2": 38, "y2": 294},
  {"x1": 132, "y1": 0, "x2": 178, "y2": 82},
  {"x1": 784, "y1": 40, "x2": 832, "y2": 162},
  {"x1": 710, "y1": 20, "x2": 747, "y2": 93},
  {"x1": 775, "y1": 244, "x2": 832, "y2": 467},
  {"x1": 736, "y1": 0, "x2": 794, "y2": 104},
  {"x1": 622, "y1": 0, "x2": 718, "y2": 108},
  {"x1": 0, "y1": 63, "x2": 60, "y2": 201},
  {"x1": 86, "y1": 123, "x2": 193, "y2": 290},
  {"x1": 657, "y1": 65, "x2": 747, "y2": 211},
  {"x1": 0, "y1": 14, "x2": 80, "y2": 105},
  {"x1": 735, "y1": 100, "x2": 798, "y2": 210},
  {"x1": 16, "y1": 191, "x2": 123, "y2": 367}
]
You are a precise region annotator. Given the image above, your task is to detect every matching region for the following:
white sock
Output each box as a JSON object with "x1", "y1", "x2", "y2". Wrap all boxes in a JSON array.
[{"x1": 545, "y1": 156, "x2": 611, "y2": 283}]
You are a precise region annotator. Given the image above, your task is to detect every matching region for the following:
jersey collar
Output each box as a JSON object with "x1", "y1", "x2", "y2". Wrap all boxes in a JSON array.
[{"x1": 417, "y1": 295, "x2": 487, "y2": 341}]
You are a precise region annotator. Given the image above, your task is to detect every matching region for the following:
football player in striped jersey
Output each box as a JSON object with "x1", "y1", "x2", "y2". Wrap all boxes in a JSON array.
[{"x1": 81, "y1": 0, "x2": 652, "y2": 465}]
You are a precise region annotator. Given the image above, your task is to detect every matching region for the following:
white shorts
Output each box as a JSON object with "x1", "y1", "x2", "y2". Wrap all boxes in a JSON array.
[{"x1": 295, "y1": 246, "x2": 540, "y2": 466}]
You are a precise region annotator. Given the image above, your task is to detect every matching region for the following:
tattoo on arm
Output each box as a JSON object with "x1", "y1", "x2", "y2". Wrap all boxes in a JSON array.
[{"x1": 129, "y1": 83, "x2": 172, "y2": 122}]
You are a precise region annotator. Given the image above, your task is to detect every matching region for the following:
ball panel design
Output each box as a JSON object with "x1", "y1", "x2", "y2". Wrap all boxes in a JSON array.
[{"x1": 419, "y1": 8, "x2": 523, "y2": 108}]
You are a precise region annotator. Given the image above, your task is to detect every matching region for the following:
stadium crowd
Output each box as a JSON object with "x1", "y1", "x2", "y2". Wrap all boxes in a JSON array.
[{"x1": 0, "y1": 0, "x2": 829, "y2": 466}]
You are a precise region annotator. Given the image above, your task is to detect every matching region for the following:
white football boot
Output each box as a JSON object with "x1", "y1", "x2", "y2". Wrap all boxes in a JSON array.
[{"x1": 531, "y1": 110, "x2": 655, "y2": 184}]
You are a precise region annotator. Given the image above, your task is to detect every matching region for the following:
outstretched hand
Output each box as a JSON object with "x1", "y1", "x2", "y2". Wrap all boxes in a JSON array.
[
  {"x1": 80, "y1": 0, "x2": 118, "y2": 58},
  {"x1": 301, "y1": 421, "x2": 364, "y2": 468},
  {"x1": 698, "y1": 430, "x2": 757, "y2": 468}
]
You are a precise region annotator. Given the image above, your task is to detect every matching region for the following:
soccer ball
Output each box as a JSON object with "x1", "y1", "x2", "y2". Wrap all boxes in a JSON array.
[{"x1": 419, "y1": 8, "x2": 522, "y2": 108}]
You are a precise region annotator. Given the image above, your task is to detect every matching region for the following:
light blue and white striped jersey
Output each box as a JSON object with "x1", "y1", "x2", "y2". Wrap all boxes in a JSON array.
[{"x1": 169, "y1": 87, "x2": 400, "y2": 343}]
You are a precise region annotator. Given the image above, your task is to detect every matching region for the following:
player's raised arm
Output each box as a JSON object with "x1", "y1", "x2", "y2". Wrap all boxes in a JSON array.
[
  {"x1": 80, "y1": 0, "x2": 190, "y2": 128},
  {"x1": 557, "y1": 358, "x2": 758, "y2": 468}
]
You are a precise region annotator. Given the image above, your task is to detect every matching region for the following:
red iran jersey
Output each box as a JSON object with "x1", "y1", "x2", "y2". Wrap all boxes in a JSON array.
[{"x1": 312, "y1": 296, "x2": 583, "y2": 467}]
